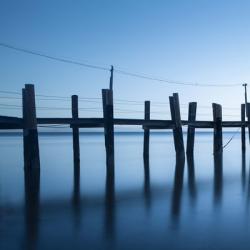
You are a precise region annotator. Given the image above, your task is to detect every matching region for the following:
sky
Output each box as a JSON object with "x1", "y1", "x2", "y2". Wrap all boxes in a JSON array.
[{"x1": 0, "y1": 0, "x2": 250, "y2": 121}]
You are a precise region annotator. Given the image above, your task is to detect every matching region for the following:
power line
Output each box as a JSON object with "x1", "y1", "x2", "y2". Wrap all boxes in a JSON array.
[
  {"x1": 0, "y1": 103, "x2": 240, "y2": 116},
  {"x1": 0, "y1": 42, "x2": 243, "y2": 88},
  {"x1": 114, "y1": 69, "x2": 242, "y2": 87},
  {"x1": 0, "y1": 91, "x2": 243, "y2": 112},
  {"x1": 0, "y1": 90, "x2": 22, "y2": 95},
  {"x1": 0, "y1": 42, "x2": 109, "y2": 71},
  {"x1": 0, "y1": 93, "x2": 242, "y2": 110}
]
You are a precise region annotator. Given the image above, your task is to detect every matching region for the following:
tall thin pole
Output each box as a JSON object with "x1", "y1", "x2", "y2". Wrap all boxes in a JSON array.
[
  {"x1": 109, "y1": 65, "x2": 114, "y2": 91},
  {"x1": 243, "y1": 83, "x2": 250, "y2": 144},
  {"x1": 243, "y1": 83, "x2": 248, "y2": 117}
]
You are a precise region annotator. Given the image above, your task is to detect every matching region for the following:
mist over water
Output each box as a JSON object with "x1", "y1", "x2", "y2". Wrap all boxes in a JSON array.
[{"x1": 1, "y1": 132, "x2": 250, "y2": 250}]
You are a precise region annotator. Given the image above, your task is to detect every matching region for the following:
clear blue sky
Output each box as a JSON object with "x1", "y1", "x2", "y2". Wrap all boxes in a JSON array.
[{"x1": 0, "y1": 0, "x2": 249, "y2": 120}]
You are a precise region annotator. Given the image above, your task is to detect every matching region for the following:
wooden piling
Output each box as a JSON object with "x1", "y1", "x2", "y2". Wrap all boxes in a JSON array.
[
  {"x1": 212, "y1": 103, "x2": 223, "y2": 154},
  {"x1": 241, "y1": 104, "x2": 246, "y2": 151},
  {"x1": 102, "y1": 89, "x2": 114, "y2": 174},
  {"x1": 143, "y1": 101, "x2": 150, "y2": 159},
  {"x1": 22, "y1": 84, "x2": 40, "y2": 169},
  {"x1": 186, "y1": 102, "x2": 197, "y2": 155},
  {"x1": 71, "y1": 95, "x2": 80, "y2": 165},
  {"x1": 247, "y1": 103, "x2": 250, "y2": 144},
  {"x1": 169, "y1": 93, "x2": 184, "y2": 153},
  {"x1": 22, "y1": 88, "x2": 28, "y2": 167}
]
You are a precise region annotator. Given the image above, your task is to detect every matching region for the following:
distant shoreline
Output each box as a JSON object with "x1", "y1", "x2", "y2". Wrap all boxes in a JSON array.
[{"x1": 0, "y1": 130, "x2": 243, "y2": 136}]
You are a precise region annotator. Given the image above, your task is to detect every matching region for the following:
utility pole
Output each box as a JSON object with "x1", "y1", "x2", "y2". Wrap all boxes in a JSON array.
[
  {"x1": 109, "y1": 65, "x2": 114, "y2": 91},
  {"x1": 243, "y1": 83, "x2": 248, "y2": 117}
]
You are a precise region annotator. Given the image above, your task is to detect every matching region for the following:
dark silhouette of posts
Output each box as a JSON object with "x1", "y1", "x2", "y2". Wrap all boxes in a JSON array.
[
  {"x1": 241, "y1": 104, "x2": 246, "y2": 151},
  {"x1": 71, "y1": 95, "x2": 80, "y2": 165},
  {"x1": 22, "y1": 88, "x2": 28, "y2": 167},
  {"x1": 171, "y1": 154, "x2": 185, "y2": 221},
  {"x1": 186, "y1": 102, "x2": 197, "y2": 155},
  {"x1": 109, "y1": 65, "x2": 114, "y2": 90},
  {"x1": 72, "y1": 159, "x2": 81, "y2": 228},
  {"x1": 24, "y1": 168, "x2": 40, "y2": 250},
  {"x1": 102, "y1": 89, "x2": 114, "y2": 175},
  {"x1": 169, "y1": 93, "x2": 184, "y2": 154},
  {"x1": 241, "y1": 152, "x2": 246, "y2": 192},
  {"x1": 187, "y1": 155, "x2": 197, "y2": 203},
  {"x1": 213, "y1": 153, "x2": 223, "y2": 206},
  {"x1": 143, "y1": 154, "x2": 151, "y2": 211},
  {"x1": 212, "y1": 103, "x2": 223, "y2": 154},
  {"x1": 247, "y1": 103, "x2": 250, "y2": 144},
  {"x1": 22, "y1": 84, "x2": 40, "y2": 169},
  {"x1": 143, "y1": 101, "x2": 150, "y2": 159}
]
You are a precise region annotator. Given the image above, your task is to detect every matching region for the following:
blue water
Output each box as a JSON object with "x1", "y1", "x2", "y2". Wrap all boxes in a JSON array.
[{"x1": 0, "y1": 132, "x2": 250, "y2": 250}]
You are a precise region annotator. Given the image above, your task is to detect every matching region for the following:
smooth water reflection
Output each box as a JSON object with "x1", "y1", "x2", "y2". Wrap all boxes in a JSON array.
[
  {"x1": 24, "y1": 169, "x2": 40, "y2": 250},
  {"x1": 1, "y1": 133, "x2": 250, "y2": 250}
]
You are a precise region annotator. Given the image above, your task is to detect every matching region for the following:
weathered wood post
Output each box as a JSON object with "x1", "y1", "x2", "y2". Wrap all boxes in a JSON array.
[
  {"x1": 169, "y1": 93, "x2": 185, "y2": 154},
  {"x1": 22, "y1": 84, "x2": 40, "y2": 169},
  {"x1": 71, "y1": 95, "x2": 80, "y2": 165},
  {"x1": 102, "y1": 89, "x2": 114, "y2": 175},
  {"x1": 186, "y1": 102, "x2": 197, "y2": 155},
  {"x1": 247, "y1": 103, "x2": 250, "y2": 144},
  {"x1": 212, "y1": 103, "x2": 223, "y2": 155},
  {"x1": 22, "y1": 88, "x2": 28, "y2": 167},
  {"x1": 143, "y1": 101, "x2": 150, "y2": 159},
  {"x1": 241, "y1": 104, "x2": 246, "y2": 151}
]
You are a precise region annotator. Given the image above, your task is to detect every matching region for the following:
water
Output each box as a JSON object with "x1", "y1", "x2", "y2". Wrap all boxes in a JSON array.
[{"x1": 1, "y1": 132, "x2": 250, "y2": 250}]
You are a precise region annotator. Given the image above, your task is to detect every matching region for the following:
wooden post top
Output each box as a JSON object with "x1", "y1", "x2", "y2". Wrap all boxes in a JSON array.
[
  {"x1": 212, "y1": 103, "x2": 222, "y2": 119},
  {"x1": 102, "y1": 89, "x2": 113, "y2": 106}
]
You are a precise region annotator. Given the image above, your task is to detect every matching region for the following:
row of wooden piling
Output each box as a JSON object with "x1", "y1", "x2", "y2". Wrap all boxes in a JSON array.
[{"x1": 2, "y1": 84, "x2": 249, "y2": 173}]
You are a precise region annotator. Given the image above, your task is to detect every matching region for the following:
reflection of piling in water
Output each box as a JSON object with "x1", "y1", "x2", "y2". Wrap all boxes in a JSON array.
[
  {"x1": 72, "y1": 160, "x2": 81, "y2": 228},
  {"x1": 102, "y1": 89, "x2": 115, "y2": 241},
  {"x1": 105, "y1": 167, "x2": 115, "y2": 239},
  {"x1": 213, "y1": 153, "x2": 223, "y2": 206},
  {"x1": 24, "y1": 168, "x2": 40, "y2": 250},
  {"x1": 242, "y1": 152, "x2": 246, "y2": 192},
  {"x1": 187, "y1": 155, "x2": 197, "y2": 203},
  {"x1": 143, "y1": 156, "x2": 151, "y2": 211},
  {"x1": 171, "y1": 154, "x2": 185, "y2": 220}
]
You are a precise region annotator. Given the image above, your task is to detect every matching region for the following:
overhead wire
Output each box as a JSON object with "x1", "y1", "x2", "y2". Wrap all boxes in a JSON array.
[
  {"x1": 0, "y1": 42, "x2": 243, "y2": 88},
  {"x1": 0, "y1": 42, "x2": 109, "y2": 71},
  {"x1": 0, "y1": 92, "x2": 243, "y2": 111}
]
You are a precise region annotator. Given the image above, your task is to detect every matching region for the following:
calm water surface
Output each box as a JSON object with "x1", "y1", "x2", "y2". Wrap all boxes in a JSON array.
[{"x1": 1, "y1": 132, "x2": 250, "y2": 250}]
